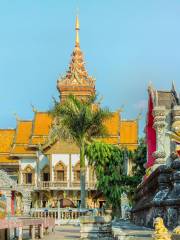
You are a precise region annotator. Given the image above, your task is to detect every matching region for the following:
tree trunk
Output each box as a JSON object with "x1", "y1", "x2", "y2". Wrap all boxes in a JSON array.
[{"x1": 80, "y1": 141, "x2": 86, "y2": 208}]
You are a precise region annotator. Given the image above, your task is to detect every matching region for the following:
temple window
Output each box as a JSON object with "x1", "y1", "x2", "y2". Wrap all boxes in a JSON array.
[
  {"x1": 23, "y1": 165, "x2": 34, "y2": 185},
  {"x1": 73, "y1": 162, "x2": 81, "y2": 182},
  {"x1": 54, "y1": 161, "x2": 67, "y2": 182},
  {"x1": 41, "y1": 165, "x2": 50, "y2": 182},
  {"x1": 26, "y1": 173, "x2": 32, "y2": 184},
  {"x1": 57, "y1": 170, "x2": 64, "y2": 181}
]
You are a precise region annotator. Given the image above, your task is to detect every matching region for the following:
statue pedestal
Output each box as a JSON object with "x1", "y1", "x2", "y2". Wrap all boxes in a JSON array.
[{"x1": 79, "y1": 216, "x2": 113, "y2": 239}]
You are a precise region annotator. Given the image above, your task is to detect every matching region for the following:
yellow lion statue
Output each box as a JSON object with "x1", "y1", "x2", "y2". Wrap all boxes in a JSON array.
[{"x1": 153, "y1": 217, "x2": 171, "y2": 240}]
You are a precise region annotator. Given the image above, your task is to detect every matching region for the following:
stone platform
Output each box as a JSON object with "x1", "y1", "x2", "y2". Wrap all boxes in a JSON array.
[
  {"x1": 112, "y1": 220, "x2": 153, "y2": 240},
  {"x1": 132, "y1": 161, "x2": 180, "y2": 229}
]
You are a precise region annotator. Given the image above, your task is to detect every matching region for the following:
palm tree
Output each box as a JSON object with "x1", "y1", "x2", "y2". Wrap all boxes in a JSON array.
[{"x1": 49, "y1": 95, "x2": 111, "y2": 208}]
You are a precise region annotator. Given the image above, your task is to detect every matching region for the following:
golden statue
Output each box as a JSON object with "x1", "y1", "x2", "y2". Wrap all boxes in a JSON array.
[
  {"x1": 153, "y1": 217, "x2": 171, "y2": 240},
  {"x1": 173, "y1": 226, "x2": 180, "y2": 234},
  {"x1": 15, "y1": 193, "x2": 23, "y2": 216}
]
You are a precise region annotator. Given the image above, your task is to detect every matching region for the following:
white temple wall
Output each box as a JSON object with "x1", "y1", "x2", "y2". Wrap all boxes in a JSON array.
[{"x1": 21, "y1": 159, "x2": 36, "y2": 169}]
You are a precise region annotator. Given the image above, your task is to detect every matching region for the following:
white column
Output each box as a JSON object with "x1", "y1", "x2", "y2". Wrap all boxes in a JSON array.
[
  {"x1": 152, "y1": 106, "x2": 166, "y2": 170},
  {"x1": 18, "y1": 227, "x2": 23, "y2": 240}
]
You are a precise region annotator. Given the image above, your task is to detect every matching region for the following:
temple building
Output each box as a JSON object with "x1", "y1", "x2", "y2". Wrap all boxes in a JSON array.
[
  {"x1": 0, "y1": 16, "x2": 138, "y2": 212},
  {"x1": 132, "y1": 83, "x2": 180, "y2": 229}
]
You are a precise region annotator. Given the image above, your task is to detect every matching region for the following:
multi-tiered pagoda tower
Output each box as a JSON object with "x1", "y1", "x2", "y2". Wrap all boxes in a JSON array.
[{"x1": 57, "y1": 16, "x2": 95, "y2": 102}]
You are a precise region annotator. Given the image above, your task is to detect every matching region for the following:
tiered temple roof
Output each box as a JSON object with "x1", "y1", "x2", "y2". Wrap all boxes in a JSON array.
[
  {"x1": 0, "y1": 111, "x2": 138, "y2": 163},
  {"x1": 0, "y1": 129, "x2": 18, "y2": 164},
  {"x1": 29, "y1": 112, "x2": 52, "y2": 146},
  {"x1": 10, "y1": 120, "x2": 35, "y2": 157},
  {"x1": 148, "y1": 82, "x2": 180, "y2": 109}
]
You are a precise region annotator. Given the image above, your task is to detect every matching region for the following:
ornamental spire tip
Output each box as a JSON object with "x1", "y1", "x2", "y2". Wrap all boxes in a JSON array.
[{"x1": 75, "y1": 15, "x2": 80, "y2": 46}]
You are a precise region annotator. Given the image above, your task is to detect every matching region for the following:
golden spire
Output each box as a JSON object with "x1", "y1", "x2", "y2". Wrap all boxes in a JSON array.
[{"x1": 75, "y1": 15, "x2": 80, "y2": 46}]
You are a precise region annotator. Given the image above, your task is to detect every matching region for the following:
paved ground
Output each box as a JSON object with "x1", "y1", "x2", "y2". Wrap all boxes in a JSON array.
[
  {"x1": 9, "y1": 225, "x2": 80, "y2": 240},
  {"x1": 44, "y1": 225, "x2": 80, "y2": 240}
]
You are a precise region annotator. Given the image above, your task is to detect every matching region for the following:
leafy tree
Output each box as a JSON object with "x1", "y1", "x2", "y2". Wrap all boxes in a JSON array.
[
  {"x1": 125, "y1": 137, "x2": 147, "y2": 201},
  {"x1": 86, "y1": 142, "x2": 132, "y2": 213},
  {"x1": 86, "y1": 139, "x2": 147, "y2": 213},
  {"x1": 132, "y1": 137, "x2": 146, "y2": 179},
  {"x1": 49, "y1": 95, "x2": 111, "y2": 208}
]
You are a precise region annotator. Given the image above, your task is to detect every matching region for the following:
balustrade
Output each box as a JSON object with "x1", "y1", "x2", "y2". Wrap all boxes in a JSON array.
[
  {"x1": 19, "y1": 180, "x2": 96, "y2": 190},
  {"x1": 30, "y1": 208, "x2": 102, "y2": 225}
]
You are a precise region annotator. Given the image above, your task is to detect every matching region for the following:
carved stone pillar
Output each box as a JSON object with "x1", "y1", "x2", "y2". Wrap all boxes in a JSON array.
[
  {"x1": 152, "y1": 106, "x2": 166, "y2": 169},
  {"x1": 171, "y1": 106, "x2": 180, "y2": 158},
  {"x1": 23, "y1": 191, "x2": 32, "y2": 216}
]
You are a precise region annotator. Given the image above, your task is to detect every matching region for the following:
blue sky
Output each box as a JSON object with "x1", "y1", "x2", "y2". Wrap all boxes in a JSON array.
[{"x1": 0, "y1": 1, "x2": 180, "y2": 135}]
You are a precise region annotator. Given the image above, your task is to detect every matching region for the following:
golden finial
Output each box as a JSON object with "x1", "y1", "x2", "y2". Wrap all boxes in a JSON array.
[{"x1": 75, "y1": 15, "x2": 80, "y2": 46}]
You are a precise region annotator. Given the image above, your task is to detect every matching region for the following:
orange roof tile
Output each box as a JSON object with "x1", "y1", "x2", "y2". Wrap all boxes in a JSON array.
[
  {"x1": 0, "y1": 155, "x2": 18, "y2": 164},
  {"x1": 32, "y1": 112, "x2": 52, "y2": 136},
  {"x1": 98, "y1": 137, "x2": 119, "y2": 145},
  {"x1": 31, "y1": 136, "x2": 48, "y2": 145},
  {"x1": 119, "y1": 144, "x2": 138, "y2": 151},
  {"x1": 120, "y1": 120, "x2": 138, "y2": 144},
  {"x1": 10, "y1": 145, "x2": 35, "y2": 155},
  {"x1": 15, "y1": 121, "x2": 32, "y2": 144},
  {"x1": 0, "y1": 129, "x2": 15, "y2": 153},
  {"x1": 104, "y1": 112, "x2": 120, "y2": 136}
]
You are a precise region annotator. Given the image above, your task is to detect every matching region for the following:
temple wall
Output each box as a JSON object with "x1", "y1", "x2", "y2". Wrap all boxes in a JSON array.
[
  {"x1": 71, "y1": 154, "x2": 80, "y2": 165},
  {"x1": 21, "y1": 159, "x2": 36, "y2": 170},
  {"x1": 39, "y1": 154, "x2": 48, "y2": 170}
]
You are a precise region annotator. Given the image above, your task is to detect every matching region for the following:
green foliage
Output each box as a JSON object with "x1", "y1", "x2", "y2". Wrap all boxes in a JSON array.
[
  {"x1": 86, "y1": 142, "x2": 131, "y2": 209},
  {"x1": 49, "y1": 95, "x2": 111, "y2": 146},
  {"x1": 126, "y1": 137, "x2": 147, "y2": 200},
  {"x1": 132, "y1": 137, "x2": 146, "y2": 179},
  {"x1": 86, "y1": 138, "x2": 147, "y2": 208}
]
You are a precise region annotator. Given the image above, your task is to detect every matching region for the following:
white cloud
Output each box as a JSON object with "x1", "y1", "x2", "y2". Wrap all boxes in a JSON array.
[{"x1": 133, "y1": 99, "x2": 147, "y2": 111}]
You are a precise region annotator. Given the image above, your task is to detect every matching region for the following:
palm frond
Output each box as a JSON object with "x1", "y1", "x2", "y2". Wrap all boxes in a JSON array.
[{"x1": 48, "y1": 94, "x2": 112, "y2": 147}]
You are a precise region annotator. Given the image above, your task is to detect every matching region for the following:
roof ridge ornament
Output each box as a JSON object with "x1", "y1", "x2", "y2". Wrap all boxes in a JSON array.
[
  {"x1": 31, "y1": 104, "x2": 37, "y2": 113},
  {"x1": 13, "y1": 113, "x2": 20, "y2": 121}
]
